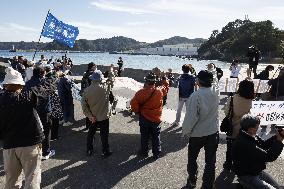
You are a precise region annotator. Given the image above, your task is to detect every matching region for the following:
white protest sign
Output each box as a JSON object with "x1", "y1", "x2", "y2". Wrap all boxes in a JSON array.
[
  {"x1": 219, "y1": 78, "x2": 227, "y2": 93},
  {"x1": 252, "y1": 79, "x2": 260, "y2": 92},
  {"x1": 219, "y1": 78, "x2": 269, "y2": 93},
  {"x1": 251, "y1": 101, "x2": 284, "y2": 125},
  {"x1": 258, "y1": 80, "x2": 270, "y2": 93},
  {"x1": 226, "y1": 78, "x2": 238, "y2": 93},
  {"x1": 113, "y1": 77, "x2": 144, "y2": 92}
]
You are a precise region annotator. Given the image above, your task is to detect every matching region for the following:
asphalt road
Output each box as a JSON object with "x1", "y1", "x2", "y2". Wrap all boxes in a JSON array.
[{"x1": 0, "y1": 87, "x2": 283, "y2": 189}]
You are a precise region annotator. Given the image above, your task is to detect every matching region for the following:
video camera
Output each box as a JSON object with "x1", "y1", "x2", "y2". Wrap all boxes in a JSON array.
[{"x1": 247, "y1": 45, "x2": 257, "y2": 58}]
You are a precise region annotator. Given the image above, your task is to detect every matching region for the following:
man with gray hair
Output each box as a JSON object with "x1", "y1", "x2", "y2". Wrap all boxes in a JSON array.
[
  {"x1": 233, "y1": 114, "x2": 284, "y2": 189},
  {"x1": 81, "y1": 70, "x2": 112, "y2": 158},
  {"x1": 182, "y1": 70, "x2": 219, "y2": 189}
]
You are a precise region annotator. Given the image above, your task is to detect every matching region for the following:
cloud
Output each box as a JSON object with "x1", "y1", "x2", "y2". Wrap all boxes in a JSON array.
[
  {"x1": 8, "y1": 23, "x2": 38, "y2": 32},
  {"x1": 126, "y1": 21, "x2": 152, "y2": 26},
  {"x1": 69, "y1": 21, "x2": 133, "y2": 39},
  {"x1": 90, "y1": 0, "x2": 157, "y2": 14},
  {"x1": 0, "y1": 23, "x2": 40, "y2": 41},
  {"x1": 90, "y1": 0, "x2": 231, "y2": 16}
]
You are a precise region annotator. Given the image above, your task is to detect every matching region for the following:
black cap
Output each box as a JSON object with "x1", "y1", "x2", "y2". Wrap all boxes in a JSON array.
[
  {"x1": 88, "y1": 62, "x2": 95, "y2": 70},
  {"x1": 144, "y1": 72, "x2": 156, "y2": 82},
  {"x1": 197, "y1": 70, "x2": 213, "y2": 84}
]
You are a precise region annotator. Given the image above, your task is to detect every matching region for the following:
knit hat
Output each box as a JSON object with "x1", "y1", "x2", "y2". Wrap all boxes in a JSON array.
[
  {"x1": 197, "y1": 70, "x2": 213, "y2": 84},
  {"x1": 2, "y1": 67, "x2": 25, "y2": 85},
  {"x1": 89, "y1": 70, "x2": 103, "y2": 81}
]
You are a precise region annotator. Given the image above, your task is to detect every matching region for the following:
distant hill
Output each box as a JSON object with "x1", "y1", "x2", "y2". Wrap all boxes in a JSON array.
[
  {"x1": 148, "y1": 36, "x2": 207, "y2": 48},
  {"x1": 198, "y1": 19, "x2": 284, "y2": 61},
  {"x1": 0, "y1": 36, "x2": 206, "y2": 52}
]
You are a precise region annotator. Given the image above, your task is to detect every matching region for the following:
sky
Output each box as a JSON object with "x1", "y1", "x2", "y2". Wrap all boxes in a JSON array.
[{"x1": 0, "y1": 0, "x2": 284, "y2": 43}]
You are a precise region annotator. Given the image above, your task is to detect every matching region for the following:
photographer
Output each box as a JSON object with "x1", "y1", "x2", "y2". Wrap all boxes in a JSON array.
[
  {"x1": 232, "y1": 114, "x2": 284, "y2": 189},
  {"x1": 247, "y1": 45, "x2": 260, "y2": 78}
]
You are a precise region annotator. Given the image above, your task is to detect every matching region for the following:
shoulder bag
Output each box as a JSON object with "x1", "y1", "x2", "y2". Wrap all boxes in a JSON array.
[{"x1": 220, "y1": 95, "x2": 234, "y2": 135}]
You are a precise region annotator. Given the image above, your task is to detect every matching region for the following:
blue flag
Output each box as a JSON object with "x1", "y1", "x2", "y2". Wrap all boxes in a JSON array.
[{"x1": 42, "y1": 13, "x2": 79, "y2": 48}]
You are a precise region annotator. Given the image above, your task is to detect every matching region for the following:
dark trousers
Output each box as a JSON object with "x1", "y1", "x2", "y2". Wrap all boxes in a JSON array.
[
  {"x1": 117, "y1": 69, "x2": 122, "y2": 77},
  {"x1": 85, "y1": 118, "x2": 92, "y2": 129},
  {"x1": 224, "y1": 138, "x2": 234, "y2": 170},
  {"x1": 39, "y1": 113, "x2": 52, "y2": 156},
  {"x1": 51, "y1": 118, "x2": 60, "y2": 140},
  {"x1": 139, "y1": 116, "x2": 161, "y2": 155},
  {"x1": 61, "y1": 102, "x2": 74, "y2": 122},
  {"x1": 187, "y1": 132, "x2": 219, "y2": 189},
  {"x1": 249, "y1": 64, "x2": 258, "y2": 78},
  {"x1": 87, "y1": 119, "x2": 110, "y2": 153}
]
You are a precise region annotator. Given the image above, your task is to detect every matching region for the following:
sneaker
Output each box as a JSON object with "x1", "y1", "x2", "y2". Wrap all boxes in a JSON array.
[
  {"x1": 171, "y1": 122, "x2": 179, "y2": 127},
  {"x1": 153, "y1": 151, "x2": 163, "y2": 160},
  {"x1": 42, "y1": 150, "x2": 55, "y2": 160},
  {"x1": 101, "y1": 151, "x2": 113, "y2": 159},
  {"x1": 59, "y1": 120, "x2": 65, "y2": 125},
  {"x1": 186, "y1": 178, "x2": 196, "y2": 189},
  {"x1": 63, "y1": 122, "x2": 73, "y2": 126},
  {"x1": 137, "y1": 150, "x2": 149, "y2": 158}
]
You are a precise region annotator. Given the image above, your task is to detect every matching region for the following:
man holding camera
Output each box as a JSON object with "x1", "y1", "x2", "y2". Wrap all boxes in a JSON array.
[
  {"x1": 232, "y1": 114, "x2": 284, "y2": 189},
  {"x1": 247, "y1": 45, "x2": 260, "y2": 78}
]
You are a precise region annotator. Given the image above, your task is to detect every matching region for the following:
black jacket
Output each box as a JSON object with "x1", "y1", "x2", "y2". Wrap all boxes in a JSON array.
[
  {"x1": 268, "y1": 76, "x2": 284, "y2": 97},
  {"x1": 256, "y1": 70, "x2": 270, "y2": 80},
  {"x1": 0, "y1": 90, "x2": 45, "y2": 149},
  {"x1": 232, "y1": 130, "x2": 283, "y2": 176},
  {"x1": 24, "y1": 76, "x2": 56, "y2": 116}
]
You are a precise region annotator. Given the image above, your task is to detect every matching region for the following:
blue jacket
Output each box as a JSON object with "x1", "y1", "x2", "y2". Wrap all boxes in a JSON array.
[{"x1": 178, "y1": 73, "x2": 195, "y2": 98}]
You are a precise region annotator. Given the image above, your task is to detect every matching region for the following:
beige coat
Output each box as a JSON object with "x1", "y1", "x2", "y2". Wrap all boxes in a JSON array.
[
  {"x1": 224, "y1": 94, "x2": 252, "y2": 138},
  {"x1": 81, "y1": 81, "x2": 111, "y2": 122}
]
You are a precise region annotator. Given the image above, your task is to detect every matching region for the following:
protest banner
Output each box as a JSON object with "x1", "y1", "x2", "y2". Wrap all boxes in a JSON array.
[
  {"x1": 250, "y1": 101, "x2": 284, "y2": 125},
  {"x1": 219, "y1": 78, "x2": 269, "y2": 93},
  {"x1": 113, "y1": 77, "x2": 144, "y2": 92}
]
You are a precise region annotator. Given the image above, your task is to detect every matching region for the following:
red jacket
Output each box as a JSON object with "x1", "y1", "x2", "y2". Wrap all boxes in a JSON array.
[{"x1": 130, "y1": 80, "x2": 169, "y2": 123}]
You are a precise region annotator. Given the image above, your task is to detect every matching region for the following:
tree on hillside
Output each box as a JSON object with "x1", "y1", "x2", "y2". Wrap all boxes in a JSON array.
[{"x1": 198, "y1": 19, "x2": 284, "y2": 61}]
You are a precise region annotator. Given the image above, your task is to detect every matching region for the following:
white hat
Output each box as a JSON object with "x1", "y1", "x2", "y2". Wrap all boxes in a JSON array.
[{"x1": 2, "y1": 67, "x2": 25, "y2": 86}]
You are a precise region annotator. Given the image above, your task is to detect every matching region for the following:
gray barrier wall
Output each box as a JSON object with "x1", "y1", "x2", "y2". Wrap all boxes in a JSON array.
[
  {"x1": 71, "y1": 64, "x2": 180, "y2": 83},
  {"x1": 0, "y1": 57, "x2": 181, "y2": 83}
]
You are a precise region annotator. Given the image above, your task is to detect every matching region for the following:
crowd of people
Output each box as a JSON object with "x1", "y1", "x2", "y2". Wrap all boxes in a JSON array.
[{"x1": 0, "y1": 53, "x2": 284, "y2": 189}]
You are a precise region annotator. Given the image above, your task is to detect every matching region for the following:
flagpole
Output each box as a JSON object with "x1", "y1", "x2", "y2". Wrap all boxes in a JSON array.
[{"x1": 32, "y1": 9, "x2": 51, "y2": 61}]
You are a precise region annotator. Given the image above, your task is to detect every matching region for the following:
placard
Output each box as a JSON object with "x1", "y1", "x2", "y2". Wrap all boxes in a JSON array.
[
  {"x1": 251, "y1": 101, "x2": 284, "y2": 125},
  {"x1": 219, "y1": 78, "x2": 269, "y2": 93},
  {"x1": 113, "y1": 77, "x2": 144, "y2": 92}
]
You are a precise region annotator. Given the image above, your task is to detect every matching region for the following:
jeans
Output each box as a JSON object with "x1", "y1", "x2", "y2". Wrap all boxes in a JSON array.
[
  {"x1": 87, "y1": 119, "x2": 110, "y2": 153},
  {"x1": 175, "y1": 98, "x2": 188, "y2": 124},
  {"x1": 238, "y1": 171, "x2": 281, "y2": 189},
  {"x1": 3, "y1": 145, "x2": 42, "y2": 189},
  {"x1": 139, "y1": 116, "x2": 161, "y2": 155},
  {"x1": 187, "y1": 132, "x2": 219, "y2": 189}
]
